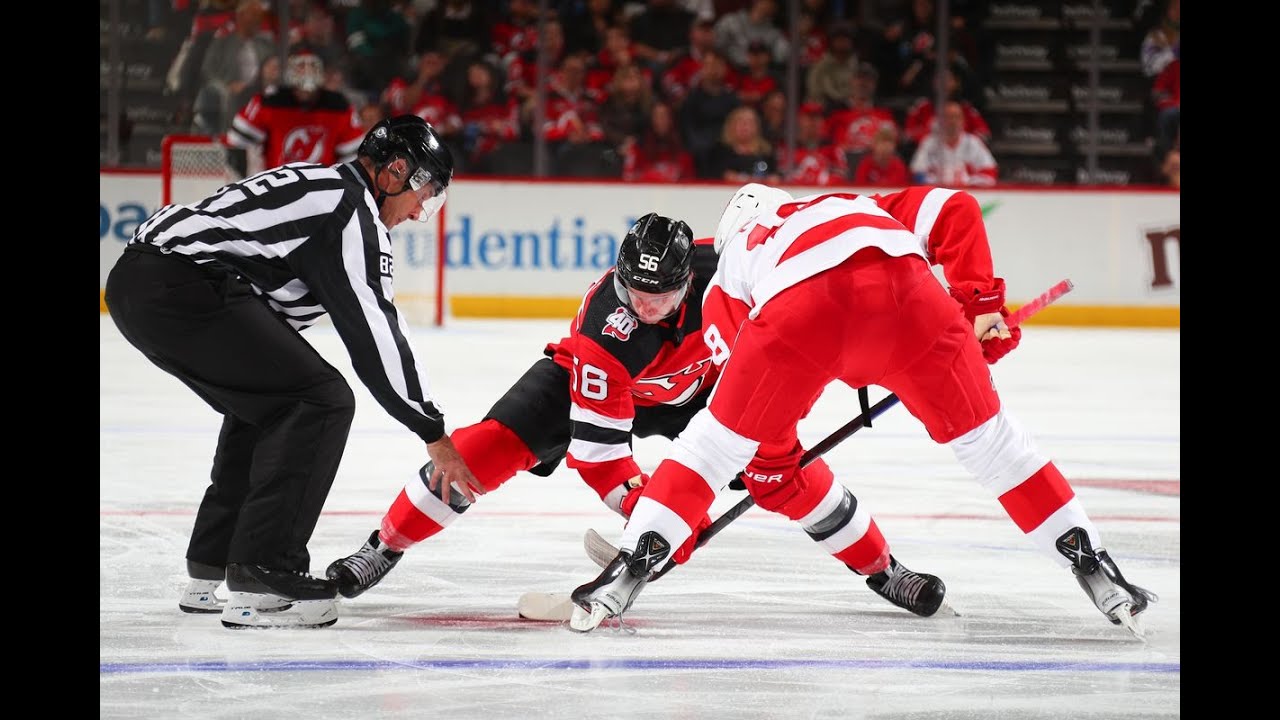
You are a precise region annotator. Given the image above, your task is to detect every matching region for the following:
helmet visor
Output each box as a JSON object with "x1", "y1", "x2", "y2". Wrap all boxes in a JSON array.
[
  {"x1": 614, "y1": 274, "x2": 689, "y2": 323},
  {"x1": 417, "y1": 188, "x2": 446, "y2": 222}
]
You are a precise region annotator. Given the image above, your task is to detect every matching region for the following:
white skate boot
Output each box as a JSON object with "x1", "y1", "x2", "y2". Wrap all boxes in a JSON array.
[
  {"x1": 568, "y1": 531, "x2": 670, "y2": 632},
  {"x1": 1058, "y1": 527, "x2": 1157, "y2": 638}
]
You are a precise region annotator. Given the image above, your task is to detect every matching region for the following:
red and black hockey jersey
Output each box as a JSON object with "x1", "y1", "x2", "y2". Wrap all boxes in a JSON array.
[
  {"x1": 545, "y1": 240, "x2": 720, "y2": 493},
  {"x1": 225, "y1": 87, "x2": 365, "y2": 170}
]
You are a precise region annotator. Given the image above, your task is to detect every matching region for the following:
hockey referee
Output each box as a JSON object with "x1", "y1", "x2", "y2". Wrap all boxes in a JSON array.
[{"x1": 104, "y1": 115, "x2": 482, "y2": 629}]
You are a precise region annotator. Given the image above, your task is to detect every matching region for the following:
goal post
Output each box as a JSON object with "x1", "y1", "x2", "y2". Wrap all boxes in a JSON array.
[{"x1": 159, "y1": 134, "x2": 447, "y2": 327}]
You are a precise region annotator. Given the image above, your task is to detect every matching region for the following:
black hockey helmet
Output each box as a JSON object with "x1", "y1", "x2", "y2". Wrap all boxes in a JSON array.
[
  {"x1": 358, "y1": 114, "x2": 454, "y2": 198},
  {"x1": 613, "y1": 213, "x2": 695, "y2": 322}
]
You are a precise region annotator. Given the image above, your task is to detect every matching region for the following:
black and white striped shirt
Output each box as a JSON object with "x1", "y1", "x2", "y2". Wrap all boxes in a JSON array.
[{"x1": 130, "y1": 160, "x2": 447, "y2": 443}]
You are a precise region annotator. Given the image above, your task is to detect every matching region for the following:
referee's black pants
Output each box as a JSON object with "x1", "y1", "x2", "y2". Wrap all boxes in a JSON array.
[{"x1": 105, "y1": 246, "x2": 355, "y2": 573}]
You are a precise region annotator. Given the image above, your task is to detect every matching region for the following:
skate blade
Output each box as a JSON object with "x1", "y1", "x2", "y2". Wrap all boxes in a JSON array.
[
  {"x1": 182, "y1": 596, "x2": 293, "y2": 614},
  {"x1": 221, "y1": 594, "x2": 337, "y2": 629},
  {"x1": 1112, "y1": 603, "x2": 1146, "y2": 640},
  {"x1": 937, "y1": 597, "x2": 961, "y2": 617},
  {"x1": 517, "y1": 592, "x2": 574, "y2": 622},
  {"x1": 568, "y1": 602, "x2": 611, "y2": 633}
]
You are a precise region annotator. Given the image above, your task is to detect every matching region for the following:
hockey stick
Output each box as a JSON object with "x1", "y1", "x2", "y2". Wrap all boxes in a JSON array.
[
  {"x1": 516, "y1": 279, "x2": 1074, "y2": 621},
  {"x1": 518, "y1": 395, "x2": 900, "y2": 622}
]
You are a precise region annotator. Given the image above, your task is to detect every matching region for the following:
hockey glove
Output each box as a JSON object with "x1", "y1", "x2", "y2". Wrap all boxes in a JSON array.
[
  {"x1": 618, "y1": 474, "x2": 649, "y2": 517},
  {"x1": 980, "y1": 307, "x2": 1022, "y2": 364},
  {"x1": 950, "y1": 278, "x2": 1021, "y2": 364}
]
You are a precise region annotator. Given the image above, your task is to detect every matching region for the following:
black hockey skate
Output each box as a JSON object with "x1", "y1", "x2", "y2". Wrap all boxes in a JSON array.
[
  {"x1": 180, "y1": 560, "x2": 291, "y2": 614},
  {"x1": 326, "y1": 530, "x2": 404, "y2": 599},
  {"x1": 862, "y1": 556, "x2": 949, "y2": 617},
  {"x1": 568, "y1": 531, "x2": 669, "y2": 632},
  {"x1": 221, "y1": 563, "x2": 338, "y2": 629},
  {"x1": 1058, "y1": 527, "x2": 1157, "y2": 638}
]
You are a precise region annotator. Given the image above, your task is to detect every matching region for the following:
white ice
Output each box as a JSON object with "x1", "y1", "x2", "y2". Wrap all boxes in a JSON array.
[{"x1": 100, "y1": 316, "x2": 1180, "y2": 719}]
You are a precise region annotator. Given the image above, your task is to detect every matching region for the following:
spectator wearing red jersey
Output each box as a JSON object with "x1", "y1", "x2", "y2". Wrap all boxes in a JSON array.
[
  {"x1": 491, "y1": 0, "x2": 541, "y2": 64},
  {"x1": 457, "y1": 59, "x2": 521, "y2": 170},
  {"x1": 737, "y1": 40, "x2": 781, "y2": 108},
  {"x1": 853, "y1": 124, "x2": 910, "y2": 186},
  {"x1": 622, "y1": 102, "x2": 697, "y2": 182},
  {"x1": 902, "y1": 64, "x2": 990, "y2": 152},
  {"x1": 381, "y1": 51, "x2": 445, "y2": 116},
  {"x1": 824, "y1": 62, "x2": 899, "y2": 164},
  {"x1": 780, "y1": 101, "x2": 849, "y2": 186},
  {"x1": 538, "y1": 54, "x2": 606, "y2": 144},
  {"x1": 909, "y1": 100, "x2": 997, "y2": 187},
  {"x1": 408, "y1": 72, "x2": 463, "y2": 148},
  {"x1": 506, "y1": 19, "x2": 567, "y2": 106},
  {"x1": 224, "y1": 51, "x2": 365, "y2": 177},
  {"x1": 661, "y1": 18, "x2": 733, "y2": 109},
  {"x1": 1151, "y1": 55, "x2": 1179, "y2": 161},
  {"x1": 887, "y1": 0, "x2": 980, "y2": 102},
  {"x1": 792, "y1": 7, "x2": 830, "y2": 71},
  {"x1": 587, "y1": 25, "x2": 648, "y2": 95}
]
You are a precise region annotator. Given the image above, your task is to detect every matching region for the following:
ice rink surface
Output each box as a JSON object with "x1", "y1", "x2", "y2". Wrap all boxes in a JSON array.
[{"x1": 100, "y1": 315, "x2": 1180, "y2": 719}]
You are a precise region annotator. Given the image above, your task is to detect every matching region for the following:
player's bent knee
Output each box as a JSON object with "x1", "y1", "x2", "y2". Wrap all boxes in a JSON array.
[{"x1": 949, "y1": 409, "x2": 1049, "y2": 496}]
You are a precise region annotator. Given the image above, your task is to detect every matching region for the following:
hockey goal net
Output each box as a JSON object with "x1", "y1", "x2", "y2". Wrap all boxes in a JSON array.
[{"x1": 160, "y1": 134, "x2": 447, "y2": 327}]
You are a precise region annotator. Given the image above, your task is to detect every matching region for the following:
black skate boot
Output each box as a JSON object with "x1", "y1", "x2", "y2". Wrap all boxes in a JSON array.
[
  {"x1": 326, "y1": 530, "x2": 405, "y2": 599},
  {"x1": 862, "y1": 556, "x2": 949, "y2": 617},
  {"x1": 221, "y1": 564, "x2": 338, "y2": 629},
  {"x1": 1057, "y1": 527, "x2": 1158, "y2": 637},
  {"x1": 568, "y1": 531, "x2": 669, "y2": 632}
]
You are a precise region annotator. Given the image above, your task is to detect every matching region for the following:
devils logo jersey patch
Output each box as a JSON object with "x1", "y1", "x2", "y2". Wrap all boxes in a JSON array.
[
  {"x1": 634, "y1": 358, "x2": 713, "y2": 406},
  {"x1": 602, "y1": 306, "x2": 639, "y2": 341}
]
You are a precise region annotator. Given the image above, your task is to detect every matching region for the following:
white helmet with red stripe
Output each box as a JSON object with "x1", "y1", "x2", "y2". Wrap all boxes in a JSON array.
[{"x1": 713, "y1": 183, "x2": 794, "y2": 254}]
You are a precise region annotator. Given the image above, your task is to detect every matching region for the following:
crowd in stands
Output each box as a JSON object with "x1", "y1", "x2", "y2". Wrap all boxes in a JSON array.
[{"x1": 146, "y1": 0, "x2": 1179, "y2": 188}]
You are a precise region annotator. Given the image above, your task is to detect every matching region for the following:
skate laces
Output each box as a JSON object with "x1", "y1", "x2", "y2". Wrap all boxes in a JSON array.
[
  {"x1": 880, "y1": 567, "x2": 930, "y2": 608},
  {"x1": 341, "y1": 541, "x2": 397, "y2": 585}
]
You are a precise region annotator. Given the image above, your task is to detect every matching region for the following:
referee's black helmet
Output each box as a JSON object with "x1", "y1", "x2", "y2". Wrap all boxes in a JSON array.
[{"x1": 358, "y1": 115, "x2": 454, "y2": 197}]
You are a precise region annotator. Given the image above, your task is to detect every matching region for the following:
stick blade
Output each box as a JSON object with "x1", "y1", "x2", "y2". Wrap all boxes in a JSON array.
[
  {"x1": 584, "y1": 528, "x2": 618, "y2": 568},
  {"x1": 516, "y1": 592, "x2": 575, "y2": 622}
]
